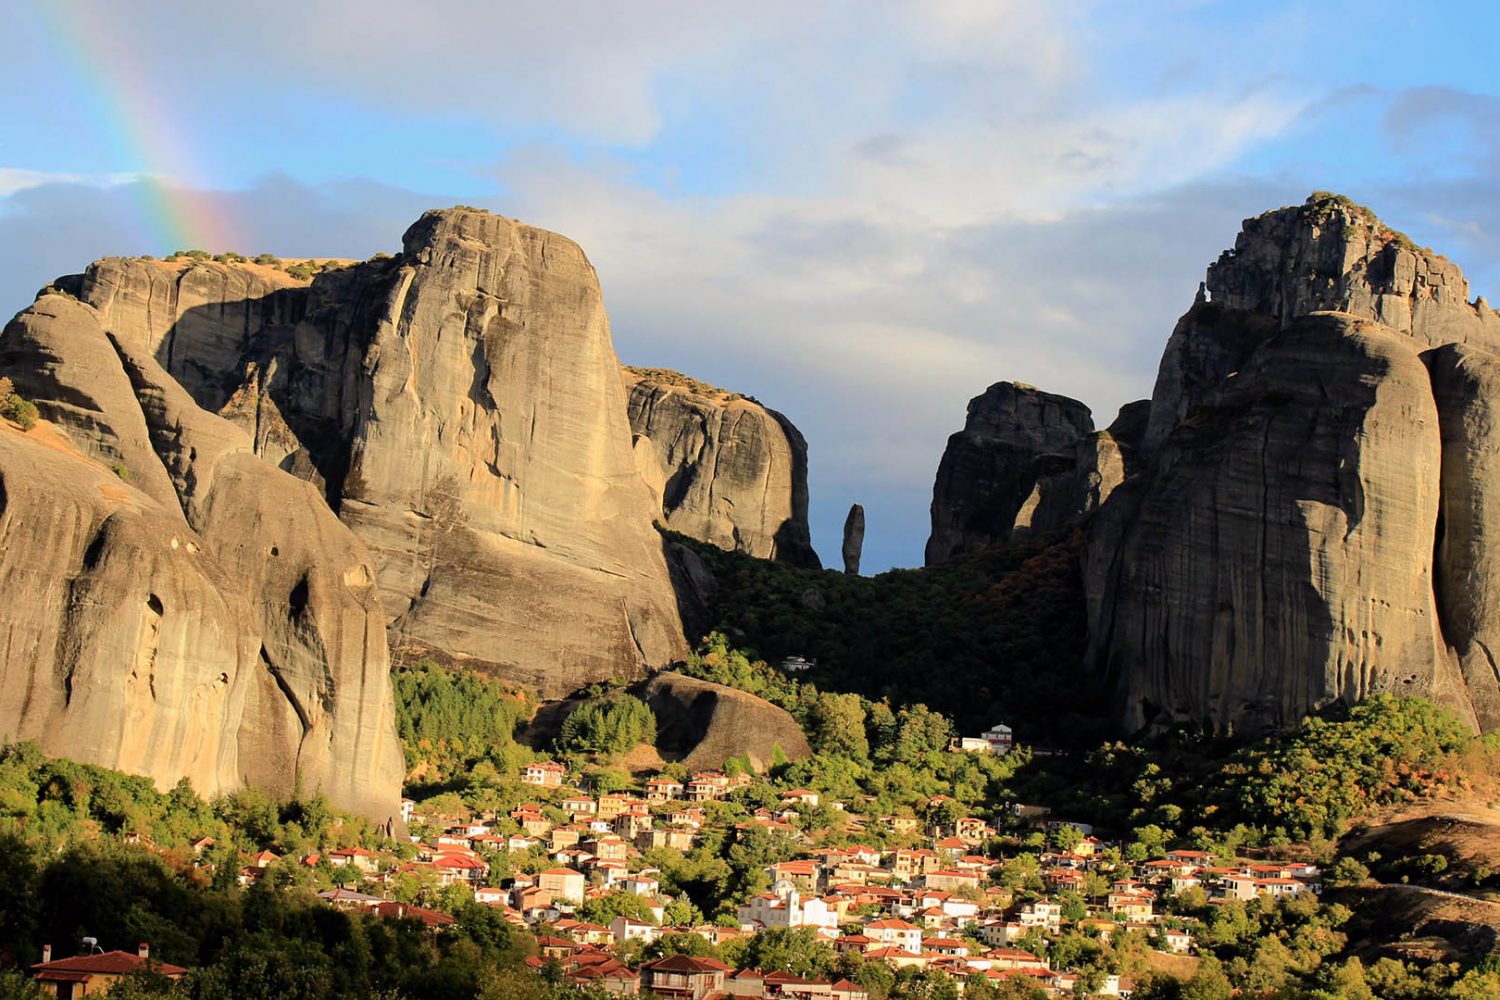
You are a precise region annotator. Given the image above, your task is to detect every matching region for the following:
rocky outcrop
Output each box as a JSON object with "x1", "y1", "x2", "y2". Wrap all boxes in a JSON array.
[
  {"x1": 623, "y1": 367, "x2": 819, "y2": 568},
  {"x1": 0, "y1": 293, "x2": 404, "y2": 823},
  {"x1": 1088, "y1": 313, "x2": 1472, "y2": 733},
  {"x1": 842, "y1": 503, "x2": 865, "y2": 575},
  {"x1": 926, "y1": 382, "x2": 1094, "y2": 564},
  {"x1": 1145, "y1": 195, "x2": 1500, "y2": 452},
  {"x1": 1089, "y1": 194, "x2": 1500, "y2": 734},
  {"x1": 63, "y1": 209, "x2": 689, "y2": 695},
  {"x1": 642, "y1": 673, "x2": 811, "y2": 771}
]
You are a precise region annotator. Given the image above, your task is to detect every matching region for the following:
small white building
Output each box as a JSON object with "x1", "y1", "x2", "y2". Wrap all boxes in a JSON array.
[
  {"x1": 611, "y1": 915, "x2": 661, "y2": 945},
  {"x1": 981, "y1": 723, "x2": 1014, "y2": 754},
  {"x1": 737, "y1": 880, "x2": 837, "y2": 932}
]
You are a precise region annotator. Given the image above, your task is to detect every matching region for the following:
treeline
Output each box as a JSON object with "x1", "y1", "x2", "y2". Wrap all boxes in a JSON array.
[
  {"x1": 394, "y1": 661, "x2": 535, "y2": 782},
  {"x1": 1003, "y1": 696, "x2": 1486, "y2": 853},
  {"x1": 0, "y1": 837, "x2": 559, "y2": 999},
  {"x1": 0, "y1": 741, "x2": 377, "y2": 858},
  {"x1": 667, "y1": 528, "x2": 1102, "y2": 745}
]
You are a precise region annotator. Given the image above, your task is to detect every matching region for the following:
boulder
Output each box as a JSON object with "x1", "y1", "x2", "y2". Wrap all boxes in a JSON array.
[{"x1": 642, "y1": 673, "x2": 811, "y2": 771}]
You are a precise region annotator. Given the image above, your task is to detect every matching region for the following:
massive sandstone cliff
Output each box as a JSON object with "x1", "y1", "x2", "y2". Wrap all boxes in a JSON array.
[
  {"x1": 623, "y1": 367, "x2": 819, "y2": 568},
  {"x1": 1086, "y1": 195, "x2": 1500, "y2": 733},
  {"x1": 63, "y1": 209, "x2": 689, "y2": 695},
  {"x1": 0, "y1": 293, "x2": 404, "y2": 823}
]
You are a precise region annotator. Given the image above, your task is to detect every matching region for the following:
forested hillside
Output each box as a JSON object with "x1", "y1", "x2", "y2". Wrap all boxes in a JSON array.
[{"x1": 670, "y1": 529, "x2": 1097, "y2": 743}]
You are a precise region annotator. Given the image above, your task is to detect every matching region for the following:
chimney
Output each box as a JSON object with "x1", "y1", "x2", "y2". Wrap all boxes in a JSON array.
[
  {"x1": 40, "y1": 944, "x2": 51, "y2": 964},
  {"x1": 137, "y1": 942, "x2": 149, "y2": 959}
]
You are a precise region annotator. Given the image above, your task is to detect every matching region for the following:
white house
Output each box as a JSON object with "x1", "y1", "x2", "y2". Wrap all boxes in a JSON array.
[
  {"x1": 981, "y1": 723, "x2": 1014, "y2": 754},
  {"x1": 610, "y1": 915, "x2": 661, "y2": 945},
  {"x1": 737, "y1": 881, "x2": 838, "y2": 932},
  {"x1": 863, "y1": 918, "x2": 922, "y2": 953}
]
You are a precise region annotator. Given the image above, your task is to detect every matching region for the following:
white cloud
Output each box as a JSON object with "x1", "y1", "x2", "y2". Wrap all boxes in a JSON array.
[{"x1": 0, "y1": 167, "x2": 141, "y2": 199}]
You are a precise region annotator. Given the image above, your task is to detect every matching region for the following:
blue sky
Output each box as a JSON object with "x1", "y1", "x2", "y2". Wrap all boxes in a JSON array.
[{"x1": 5, "y1": 1, "x2": 1500, "y2": 572}]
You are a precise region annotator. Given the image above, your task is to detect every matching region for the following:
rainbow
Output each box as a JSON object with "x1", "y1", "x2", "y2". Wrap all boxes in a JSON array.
[{"x1": 23, "y1": 1, "x2": 237, "y2": 254}]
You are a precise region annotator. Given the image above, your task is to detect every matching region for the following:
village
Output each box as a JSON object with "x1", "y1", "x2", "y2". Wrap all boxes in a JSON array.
[{"x1": 55, "y1": 722, "x2": 1326, "y2": 1000}]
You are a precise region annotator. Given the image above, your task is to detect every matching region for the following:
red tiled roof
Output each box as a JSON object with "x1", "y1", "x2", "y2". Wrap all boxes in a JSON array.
[
  {"x1": 642, "y1": 954, "x2": 730, "y2": 973},
  {"x1": 33, "y1": 951, "x2": 188, "y2": 977}
]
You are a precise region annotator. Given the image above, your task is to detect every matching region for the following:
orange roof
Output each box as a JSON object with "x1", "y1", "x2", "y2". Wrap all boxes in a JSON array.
[{"x1": 33, "y1": 951, "x2": 188, "y2": 978}]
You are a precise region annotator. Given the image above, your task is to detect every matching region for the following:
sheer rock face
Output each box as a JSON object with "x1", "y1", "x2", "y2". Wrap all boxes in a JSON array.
[
  {"x1": 1012, "y1": 429, "x2": 1140, "y2": 544},
  {"x1": 623, "y1": 368, "x2": 819, "y2": 568},
  {"x1": 1428, "y1": 344, "x2": 1500, "y2": 731},
  {"x1": 1089, "y1": 196, "x2": 1500, "y2": 734},
  {"x1": 925, "y1": 382, "x2": 1094, "y2": 564},
  {"x1": 65, "y1": 210, "x2": 689, "y2": 695},
  {"x1": 1088, "y1": 313, "x2": 1473, "y2": 733},
  {"x1": 0, "y1": 294, "x2": 404, "y2": 824}
]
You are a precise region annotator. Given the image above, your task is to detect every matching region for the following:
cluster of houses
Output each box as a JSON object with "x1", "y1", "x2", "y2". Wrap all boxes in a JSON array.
[
  {"x1": 386, "y1": 768, "x2": 1325, "y2": 996},
  {"x1": 104, "y1": 758, "x2": 1326, "y2": 998},
  {"x1": 526, "y1": 945, "x2": 871, "y2": 999}
]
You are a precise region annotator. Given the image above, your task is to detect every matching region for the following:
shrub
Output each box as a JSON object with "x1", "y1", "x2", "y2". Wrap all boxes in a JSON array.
[
  {"x1": 284, "y1": 263, "x2": 315, "y2": 281},
  {"x1": 35, "y1": 283, "x2": 76, "y2": 301},
  {"x1": 252, "y1": 254, "x2": 282, "y2": 266},
  {"x1": 1, "y1": 391, "x2": 39, "y2": 430},
  {"x1": 110, "y1": 461, "x2": 130, "y2": 481}
]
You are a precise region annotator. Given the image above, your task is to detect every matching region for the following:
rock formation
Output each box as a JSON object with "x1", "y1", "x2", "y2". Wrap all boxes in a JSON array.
[
  {"x1": 1088, "y1": 194, "x2": 1500, "y2": 734},
  {"x1": 623, "y1": 367, "x2": 819, "y2": 568},
  {"x1": 925, "y1": 382, "x2": 1095, "y2": 564},
  {"x1": 642, "y1": 673, "x2": 812, "y2": 771},
  {"x1": 1427, "y1": 345, "x2": 1500, "y2": 731},
  {"x1": 842, "y1": 503, "x2": 865, "y2": 575},
  {"x1": 0, "y1": 293, "x2": 404, "y2": 823},
  {"x1": 1144, "y1": 195, "x2": 1500, "y2": 452},
  {"x1": 59, "y1": 209, "x2": 689, "y2": 695},
  {"x1": 1088, "y1": 313, "x2": 1472, "y2": 733}
]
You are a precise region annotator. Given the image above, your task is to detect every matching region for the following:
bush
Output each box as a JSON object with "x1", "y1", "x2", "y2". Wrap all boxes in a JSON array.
[
  {"x1": 1, "y1": 390, "x2": 39, "y2": 430},
  {"x1": 110, "y1": 461, "x2": 130, "y2": 481},
  {"x1": 252, "y1": 254, "x2": 282, "y2": 266},
  {"x1": 284, "y1": 263, "x2": 316, "y2": 281}
]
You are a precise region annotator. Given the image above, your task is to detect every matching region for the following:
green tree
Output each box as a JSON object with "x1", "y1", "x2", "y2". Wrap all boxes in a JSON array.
[
  {"x1": 810, "y1": 693, "x2": 869, "y2": 758},
  {"x1": 577, "y1": 891, "x2": 658, "y2": 927},
  {"x1": 557, "y1": 695, "x2": 657, "y2": 757}
]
